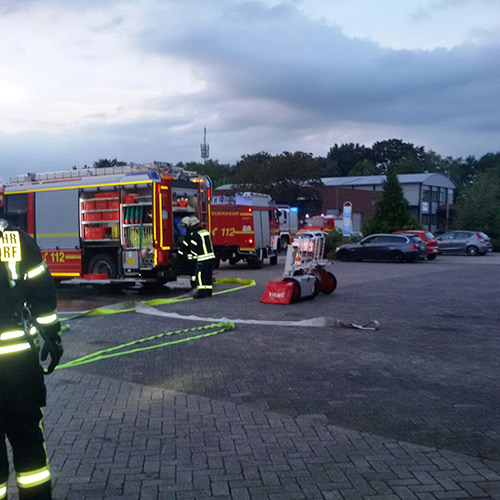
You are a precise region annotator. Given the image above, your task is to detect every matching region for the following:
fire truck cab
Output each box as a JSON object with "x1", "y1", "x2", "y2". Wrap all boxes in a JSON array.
[
  {"x1": 276, "y1": 205, "x2": 299, "y2": 250},
  {"x1": 297, "y1": 215, "x2": 341, "y2": 235},
  {"x1": 210, "y1": 192, "x2": 279, "y2": 268},
  {"x1": 1, "y1": 163, "x2": 210, "y2": 284}
]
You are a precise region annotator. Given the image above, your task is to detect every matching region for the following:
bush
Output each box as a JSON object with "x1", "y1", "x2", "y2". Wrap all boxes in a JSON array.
[{"x1": 325, "y1": 231, "x2": 351, "y2": 259}]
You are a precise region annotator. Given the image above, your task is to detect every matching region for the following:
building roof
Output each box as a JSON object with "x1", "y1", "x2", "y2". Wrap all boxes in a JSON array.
[
  {"x1": 321, "y1": 173, "x2": 455, "y2": 189},
  {"x1": 214, "y1": 183, "x2": 234, "y2": 191}
]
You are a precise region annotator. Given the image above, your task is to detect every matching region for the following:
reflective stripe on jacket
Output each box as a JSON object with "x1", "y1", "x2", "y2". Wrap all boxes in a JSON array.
[{"x1": 191, "y1": 229, "x2": 215, "y2": 262}]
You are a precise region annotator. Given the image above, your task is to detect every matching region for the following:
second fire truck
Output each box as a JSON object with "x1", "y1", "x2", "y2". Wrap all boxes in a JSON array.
[{"x1": 210, "y1": 192, "x2": 279, "y2": 268}]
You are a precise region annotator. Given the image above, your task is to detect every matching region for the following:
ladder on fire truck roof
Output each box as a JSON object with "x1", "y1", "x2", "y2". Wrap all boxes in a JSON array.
[
  {"x1": 211, "y1": 192, "x2": 272, "y2": 206},
  {"x1": 8, "y1": 162, "x2": 200, "y2": 185}
]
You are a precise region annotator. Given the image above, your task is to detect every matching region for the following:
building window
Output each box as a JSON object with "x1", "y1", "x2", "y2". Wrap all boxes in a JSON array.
[
  {"x1": 422, "y1": 190, "x2": 430, "y2": 202},
  {"x1": 432, "y1": 191, "x2": 440, "y2": 202}
]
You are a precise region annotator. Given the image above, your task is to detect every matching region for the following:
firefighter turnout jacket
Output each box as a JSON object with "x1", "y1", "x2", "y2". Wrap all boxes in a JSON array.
[
  {"x1": 189, "y1": 227, "x2": 215, "y2": 297},
  {"x1": 190, "y1": 228, "x2": 216, "y2": 264},
  {"x1": 0, "y1": 218, "x2": 62, "y2": 500}
]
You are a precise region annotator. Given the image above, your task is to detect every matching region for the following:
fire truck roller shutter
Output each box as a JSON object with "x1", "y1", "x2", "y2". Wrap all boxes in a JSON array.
[
  {"x1": 253, "y1": 210, "x2": 269, "y2": 248},
  {"x1": 35, "y1": 190, "x2": 80, "y2": 249}
]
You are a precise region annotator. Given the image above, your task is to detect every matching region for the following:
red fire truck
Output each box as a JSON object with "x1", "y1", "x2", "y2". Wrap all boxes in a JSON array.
[
  {"x1": 296, "y1": 214, "x2": 341, "y2": 235},
  {"x1": 210, "y1": 192, "x2": 279, "y2": 267},
  {"x1": 1, "y1": 163, "x2": 210, "y2": 283}
]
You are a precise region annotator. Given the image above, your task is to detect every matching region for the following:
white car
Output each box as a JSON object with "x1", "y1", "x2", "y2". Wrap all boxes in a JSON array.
[{"x1": 293, "y1": 231, "x2": 328, "y2": 242}]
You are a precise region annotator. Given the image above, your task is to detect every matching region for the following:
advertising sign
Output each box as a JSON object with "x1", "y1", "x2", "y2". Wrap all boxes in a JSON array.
[{"x1": 342, "y1": 202, "x2": 352, "y2": 237}]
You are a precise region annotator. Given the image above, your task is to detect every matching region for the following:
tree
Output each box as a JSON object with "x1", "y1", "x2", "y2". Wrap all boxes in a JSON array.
[
  {"x1": 476, "y1": 152, "x2": 500, "y2": 176},
  {"x1": 371, "y1": 139, "x2": 427, "y2": 175},
  {"x1": 182, "y1": 160, "x2": 234, "y2": 188},
  {"x1": 457, "y1": 170, "x2": 500, "y2": 249},
  {"x1": 93, "y1": 158, "x2": 127, "y2": 169},
  {"x1": 364, "y1": 166, "x2": 421, "y2": 234},
  {"x1": 348, "y1": 159, "x2": 376, "y2": 176},
  {"x1": 326, "y1": 143, "x2": 371, "y2": 177},
  {"x1": 232, "y1": 151, "x2": 323, "y2": 215}
]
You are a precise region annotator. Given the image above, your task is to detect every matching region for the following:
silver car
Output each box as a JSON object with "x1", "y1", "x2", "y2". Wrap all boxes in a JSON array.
[{"x1": 436, "y1": 231, "x2": 493, "y2": 256}]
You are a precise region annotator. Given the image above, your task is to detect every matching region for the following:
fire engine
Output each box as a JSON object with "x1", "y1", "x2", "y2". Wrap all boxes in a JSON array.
[
  {"x1": 210, "y1": 192, "x2": 279, "y2": 267},
  {"x1": 297, "y1": 214, "x2": 341, "y2": 235},
  {"x1": 276, "y1": 205, "x2": 299, "y2": 249},
  {"x1": 0, "y1": 163, "x2": 210, "y2": 284}
]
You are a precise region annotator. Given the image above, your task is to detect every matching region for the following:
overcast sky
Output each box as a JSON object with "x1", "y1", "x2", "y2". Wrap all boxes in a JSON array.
[{"x1": 1, "y1": 0, "x2": 499, "y2": 181}]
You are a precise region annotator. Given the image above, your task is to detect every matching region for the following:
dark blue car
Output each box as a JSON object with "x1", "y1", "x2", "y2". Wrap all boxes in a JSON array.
[{"x1": 336, "y1": 233, "x2": 427, "y2": 263}]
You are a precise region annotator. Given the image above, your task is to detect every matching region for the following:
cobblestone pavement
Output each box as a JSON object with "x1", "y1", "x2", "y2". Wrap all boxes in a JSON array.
[{"x1": 7, "y1": 254, "x2": 500, "y2": 499}]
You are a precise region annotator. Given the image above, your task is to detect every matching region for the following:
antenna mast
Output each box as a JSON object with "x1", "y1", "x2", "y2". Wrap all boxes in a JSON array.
[{"x1": 200, "y1": 127, "x2": 210, "y2": 164}]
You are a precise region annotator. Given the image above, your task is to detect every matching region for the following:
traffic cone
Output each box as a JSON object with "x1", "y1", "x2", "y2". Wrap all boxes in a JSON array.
[{"x1": 294, "y1": 251, "x2": 301, "y2": 267}]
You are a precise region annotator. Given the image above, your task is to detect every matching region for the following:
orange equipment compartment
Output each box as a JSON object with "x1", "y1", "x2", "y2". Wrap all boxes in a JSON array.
[
  {"x1": 95, "y1": 192, "x2": 119, "y2": 198},
  {"x1": 102, "y1": 211, "x2": 119, "y2": 221},
  {"x1": 95, "y1": 200, "x2": 108, "y2": 209},
  {"x1": 124, "y1": 193, "x2": 138, "y2": 204},
  {"x1": 83, "y1": 201, "x2": 96, "y2": 210},
  {"x1": 84, "y1": 212, "x2": 102, "y2": 221},
  {"x1": 84, "y1": 227, "x2": 107, "y2": 240}
]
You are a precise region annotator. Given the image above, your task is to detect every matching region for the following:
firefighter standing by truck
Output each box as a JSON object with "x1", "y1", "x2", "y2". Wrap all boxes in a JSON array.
[
  {"x1": 0, "y1": 217, "x2": 63, "y2": 500},
  {"x1": 179, "y1": 216, "x2": 215, "y2": 298},
  {"x1": 178, "y1": 216, "x2": 197, "y2": 289}
]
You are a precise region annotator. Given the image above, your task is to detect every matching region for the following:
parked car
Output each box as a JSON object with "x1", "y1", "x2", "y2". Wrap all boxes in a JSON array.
[
  {"x1": 293, "y1": 231, "x2": 328, "y2": 242},
  {"x1": 393, "y1": 230, "x2": 439, "y2": 260},
  {"x1": 436, "y1": 231, "x2": 493, "y2": 256},
  {"x1": 336, "y1": 233, "x2": 427, "y2": 263}
]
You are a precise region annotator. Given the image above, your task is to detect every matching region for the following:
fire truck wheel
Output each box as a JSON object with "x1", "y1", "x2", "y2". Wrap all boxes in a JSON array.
[
  {"x1": 247, "y1": 258, "x2": 263, "y2": 269},
  {"x1": 279, "y1": 235, "x2": 289, "y2": 252},
  {"x1": 321, "y1": 271, "x2": 337, "y2": 294},
  {"x1": 88, "y1": 253, "x2": 118, "y2": 278},
  {"x1": 269, "y1": 255, "x2": 278, "y2": 265}
]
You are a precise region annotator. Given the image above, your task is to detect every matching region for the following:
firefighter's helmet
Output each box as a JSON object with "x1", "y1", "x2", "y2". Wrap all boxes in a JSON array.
[
  {"x1": 188, "y1": 216, "x2": 200, "y2": 227},
  {"x1": 179, "y1": 216, "x2": 191, "y2": 227}
]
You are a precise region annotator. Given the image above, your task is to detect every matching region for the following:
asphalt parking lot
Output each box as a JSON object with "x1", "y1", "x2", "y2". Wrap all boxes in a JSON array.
[{"x1": 16, "y1": 253, "x2": 500, "y2": 499}]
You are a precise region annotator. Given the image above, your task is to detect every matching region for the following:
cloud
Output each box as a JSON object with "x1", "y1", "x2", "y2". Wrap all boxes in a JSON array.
[
  {"x1": 1, "y1": 0, "x2": 499, "y2": 180},
  {"x1": 138, "y1": 1, "x2": 500, "y2": 128}
]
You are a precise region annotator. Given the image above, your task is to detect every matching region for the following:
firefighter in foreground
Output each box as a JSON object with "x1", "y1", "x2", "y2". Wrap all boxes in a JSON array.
[
  {"x1": 0, "y1": 218, "x2": 63, "y2": 500},
  {"x1": 179, "y1": 216, "x2": 216, "y2": 298}
]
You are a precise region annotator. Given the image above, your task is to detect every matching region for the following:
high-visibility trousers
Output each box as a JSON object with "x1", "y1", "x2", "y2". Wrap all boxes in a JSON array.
[
  {"x1": 187, "y1": 259, "x2": 197, "y2": 289},
  {"x1": 0, "y1": 353, "x2": 51, "y2": 500},
  {"x1": 195, "y1": 260, "x2": 214, "y2": 295}
]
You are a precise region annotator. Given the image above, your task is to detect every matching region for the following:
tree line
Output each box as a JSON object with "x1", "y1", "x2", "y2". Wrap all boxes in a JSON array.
[{"x1": 93, "y1": 137, "x2": 500, "y2": 249}]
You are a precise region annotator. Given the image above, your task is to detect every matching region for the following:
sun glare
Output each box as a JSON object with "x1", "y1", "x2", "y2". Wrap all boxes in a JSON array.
[{"x1": 0, "y1": 78, "x2": 26, "y2": 103}]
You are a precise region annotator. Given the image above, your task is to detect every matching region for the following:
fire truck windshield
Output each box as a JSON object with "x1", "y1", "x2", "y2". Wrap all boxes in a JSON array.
[{"x1": 305, "y1": 216, "x2": 324, "y2": 226}]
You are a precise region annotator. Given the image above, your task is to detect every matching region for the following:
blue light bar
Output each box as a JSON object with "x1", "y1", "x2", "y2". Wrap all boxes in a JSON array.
[{"x1": 290, "y1": 207, "x2": 299, "y2": 212}]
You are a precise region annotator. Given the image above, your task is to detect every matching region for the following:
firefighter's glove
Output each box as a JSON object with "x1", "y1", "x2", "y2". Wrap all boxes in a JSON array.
[{"x1": 41, "y1": 339, "x2": 64, "y2": 373}]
